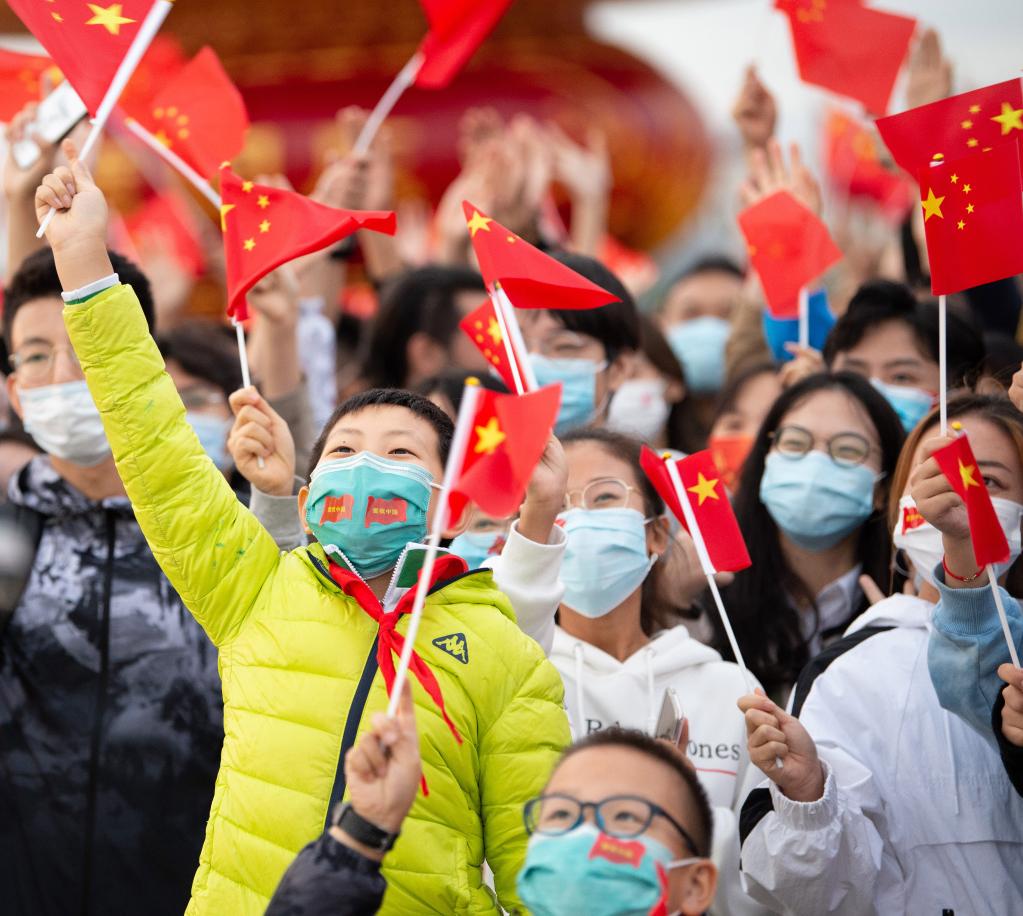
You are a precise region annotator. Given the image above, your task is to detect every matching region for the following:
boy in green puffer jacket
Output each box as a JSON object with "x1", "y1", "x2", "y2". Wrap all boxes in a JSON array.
[{"x1": 37, "y1": 141, "x2": 569, "y2": 915}]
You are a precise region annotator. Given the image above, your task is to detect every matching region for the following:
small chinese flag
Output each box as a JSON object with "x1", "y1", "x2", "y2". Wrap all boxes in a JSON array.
[
  {"x1": 220, "y1": 167, "x2": 396, "y2": 321},
  {"x1": 775, "y1": 0, "x2": 916, "y2": 115},
  {"x1": 917, "y1": 142, "x2": 1023, "y2": 296},
  {"x1": 462, "y1": 201, "x2": 620, "y2": 310},
  {"x1": 0, "y1": 49, "x2": 61, "y2": 122},
  {"x1": 931, "y1": 434, "x2": 1009, "y2": 566},
  {"x1": 131, "y1": 46, "x2": 248, "y2": 178},
  {"x1": 415, "y1": 0, "x2": 513, "y2": 89},
  {"x1": 459, "y1": 298, "x2": 523, "y2": 392},
  {"x1": 6, "y1": 0, "x2": 160, "y2": 115},
  {"x1": 125, "y1": 191, "x2": 205, "y2": 277},
  {"x1": 877, "y1": 78, "x2": 1023, "y2": 175},
  {"x1": 640, "y1": 446, "x2": 752, "y2": 574},
  {"x1": 448, "y1": 384, "x2": 562, "y2": 521},
  {"x1": 737, "y1": 190, "x2": 843, "y2": 318}
]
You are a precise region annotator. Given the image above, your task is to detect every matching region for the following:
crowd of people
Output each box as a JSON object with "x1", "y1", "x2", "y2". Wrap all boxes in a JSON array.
[{"x1": 1, "y1": 23, "x2": 1022, "y2": 916}]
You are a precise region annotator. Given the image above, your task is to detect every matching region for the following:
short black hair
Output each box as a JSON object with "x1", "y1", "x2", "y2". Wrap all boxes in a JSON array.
[
  {"x1": 822, "y1": 279, "x2": 986, "y2": 387},
  {"x1": 669, "y1": 255, "x2": 745, "y2": 288},
  {"x1": 556, "y1": 727, "x2": 713, "y2": 857},
  {"x1": 306, "y1": 388, "x2": 455, "y2": 482},
  {"x1": 157, "y1": 322, "x2": 242, "y2": 400},
  {"x1": 4, "y1": 247, "x2": 155, "y2": 351}
]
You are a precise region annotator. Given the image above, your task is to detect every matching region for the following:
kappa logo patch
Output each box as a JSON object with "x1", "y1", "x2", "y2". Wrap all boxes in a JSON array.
[{"x1": 433, "y1": 632, "x2": 469, "y2": 664}]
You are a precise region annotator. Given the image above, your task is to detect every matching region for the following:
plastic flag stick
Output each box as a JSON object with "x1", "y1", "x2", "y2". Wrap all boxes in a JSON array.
[
  {"x1": 123, "y1": 117, "x2": 221, "y2": 209},
  {"x1": 798, "y1": 286, "x2": 810, "y2": 349},
  {"x1": 352, "y1": 52, "x2": 424, "y2": 157},
  {"x1": 938, "y1": 294, "x2": 948, "y2": 436},
  {"x1": 488, "y1": 291, "x2": 525, "y2": 395},
  {"x1": 987, "y1": 565, "x2": 1022, "y2": 668},
  {"x1": 494, "y1": 284, "x2": 538, "y2": 391},
  {"x1": 233, "y1": 318, "x2": 263, "y2": 470}
]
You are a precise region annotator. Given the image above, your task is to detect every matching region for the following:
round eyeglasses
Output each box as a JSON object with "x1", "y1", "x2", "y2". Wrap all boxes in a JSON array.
[
  {"x1": 769, "y1": 424, "x2": 875, "y2": 468},
  {"x1": 563, "y1": 477, "x2": 641, "y2": 512},
  {"x1": 9, "y1": 342, "x2": 81, "y2": 384}
]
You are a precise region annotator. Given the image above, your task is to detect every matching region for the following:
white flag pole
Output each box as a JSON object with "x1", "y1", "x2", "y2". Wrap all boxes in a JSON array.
[
  {"x1": 494, "y1": 284, "x2": 539, "y2": 391},
  {"x1": 37, "y1": 0, "x2": 175, "y2": 237},
  {"x1": 233, "y1": 318, "x2": 263, "y2": 469},
  {"x1": 387, "y1": 380, "x2": 482, "y2": 717},
  {"x1": 986, "y1": 564, "x2": 1022, "y2": 668},
  {"x1": 797, "y1": 286, "x2": 810, "y2": 350},
  {"x1": 122, "y1": 117, "x2": 221, "y2": 209},
  {"x1": 352, "y1": 52, "x2": 424, "y2": 157},
  {"x1": 488, "y1": 291, "x2": 526, "y2": 395},
  {"x1": 938, "y1": 293, "x2": 948, "y2": 436}
]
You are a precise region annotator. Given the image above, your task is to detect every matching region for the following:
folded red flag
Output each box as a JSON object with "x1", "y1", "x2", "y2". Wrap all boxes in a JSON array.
[
  {"x1": 640, "y1": 447, "x2": 752, "y2": 574},
  {"x1": 737, "y1": 190, "x2": 843, "y2": 318},
  {"x1": 448, "y1": 385, "x2": 561, "y2": 521},
  {"x1": 0, "y1": 49, "x2": 60, "y2": 122},
  {"x1": 415, "y1": 0, "x2": 513, "y2": 89},
  {"x1": 220, "y1": 168, "x2": 396, "y2": 321},
  {"x1": 131, "y1": 47, "x2": 248, "y2": 178},
  {"x1": 6, "y1": 0, "x2": 159, "y2": 115},
  {"x1": 775, "y1": 0, "x2": 915, "y2": 115},
  {"x1": 917, "y1": 141, "x2": 1023, "y2": 296},
  {"x1": 459, "y1": 298, "x2": 524, "y2": 392},
  {"x1": 877, "y1": 79, "x2": 1023, "y2": 175},
  {"x1": 931, "y1": 434, "x2": 1009, "y2": 567},
  {"x1": 462, "y1": 201, "x2": 620, "y2": 311}
]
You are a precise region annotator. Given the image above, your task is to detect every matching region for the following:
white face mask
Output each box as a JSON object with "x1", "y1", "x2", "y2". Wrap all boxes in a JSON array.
[
  {"x1": 18, "y1": 380, "x2": 110, "y2": 467},
  {"x1": 606, "y1": 378, "x2": 671, "y2": 442},
  {"x1": 893, "y1": 493, "x2": 1023, "y2": 587}
]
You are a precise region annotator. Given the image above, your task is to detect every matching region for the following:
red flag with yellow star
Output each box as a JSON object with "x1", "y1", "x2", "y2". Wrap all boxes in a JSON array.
[
  {"x1": 131, "y1": 46, "x2": 247, "y2": 178},
  {"x1": 775, "y1": 0, "x2": 916, "y2": 115},
  {"x1": 640, "y1": 447, "x2": 751, "y2": 573},
  {"x1": 6, "y1": 0, "x2": 160, "y2": 115},
  {"x1": 462, "y1": 201, "x2": 619, "y2": 310},
  {"x1": 220, "y1": 167, "x2": 396, "y2": 321},
  {"x1": 877, "y1": 79, "x2": 1023, "y2": 176},
  {"x1": 0, "y1": 49, "x2": 62, "y2": 122},
  {"x1": 458, "y1": 298, "x2": 523, "y2": 392},
  {"x1": 932, "y1": 434, "x2": 1009, "y2": 566},
  {"x1": 917, "y1": 141, "x2": 1023, "y2": 295},
  {"x1": 415, "y1": 0, "x2": 513, "y2": 89},
  {"x1": 448, "y1": 384, "x2": 561, "y2": 521},
  {"x1": 737, "y1": 190, "x2": 843, "y2": 318}
]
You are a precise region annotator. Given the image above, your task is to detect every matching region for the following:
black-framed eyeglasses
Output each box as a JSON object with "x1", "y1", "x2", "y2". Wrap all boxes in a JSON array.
[
  {"x1": 523, "y1": 793, "x2": 699, "y2": 857},
  {"x1": 769, "y1": 424, "x2": 875, "y2": 468}
]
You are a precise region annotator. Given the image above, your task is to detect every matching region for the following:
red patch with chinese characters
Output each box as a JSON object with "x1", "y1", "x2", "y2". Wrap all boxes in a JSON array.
[
  {"x1": 588, "y1": 832, "x2": 645, "y2": 868},
  {"x1": 901, "y1": 504, "x2": 926, "y2": 534},
  {"x1": 365, "y1": 496, "x2": 408, "y2": 527},
  {"x1": 320, "y1": 494, "x2": 354, "y2": 525}
]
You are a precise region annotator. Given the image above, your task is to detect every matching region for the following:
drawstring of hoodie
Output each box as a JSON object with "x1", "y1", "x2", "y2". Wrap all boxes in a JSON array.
[
  {"x1": 942, "y1": 708, "x2": 960, "y2": 815},
  {"x1": 644, "y1": 647, "x2": 657, "y2": 735},
  {"x1": 573, "y1": 642, "x2": 586, "y2": 740}
]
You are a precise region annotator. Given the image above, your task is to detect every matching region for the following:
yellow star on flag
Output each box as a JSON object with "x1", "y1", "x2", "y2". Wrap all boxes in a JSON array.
[
  {"x1": 257, "y1": 195, "x2": 270, "y2": 209},
  {"x1": 219, "y1": 203, "x2": 235, "y2": 232},
  {"x1": 51, "y1": 11, "x2": 63, "y2": 21},
  {"x1": 486, "y1": 318, "x2": 502, "y2": 346},
  {"x1": 959, "y1": 459, "x2": 980, "y2": 489},
  {"x1": 473, "y1": 417, "x2": 506, "y2": 455},
  {"x1": 243, "y1": 238, "x2": 256, "y2": 252},
  {"x1": 466, "y1": 210, "x2": 492, "y2": 238},
  {"x1": 969, "y1": 104, "x2": 981, "y2": 114},
  {"x1": 921, "y1": 188, "x2": 945, "y2": 222},
  {"x1": 687, "y1": 472, "x2": 720, "y2": 506},
  {"x1": 241, "y1": 181, "x2": 254, "y2": 193},
  {"x1": 991, "y1": 101, "x2": 1023, "y2": 135},
  {"x1": 966, "y1": 204, "x2": 975, "y2": 213},
  {"x1": 259, "y1": 220, "x2": 271, "y2": 234},
  {"x1": 957, "y1": 220, "x2": 966, "y2": 230},
  {"x1": 85, "y1": 3, "x2": 136, "y2": 35}
]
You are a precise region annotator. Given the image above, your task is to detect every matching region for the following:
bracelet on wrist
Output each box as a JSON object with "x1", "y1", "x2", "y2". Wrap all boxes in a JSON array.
[{"x1": 942, "y1": 555, "x2": 984, "y2": 583}]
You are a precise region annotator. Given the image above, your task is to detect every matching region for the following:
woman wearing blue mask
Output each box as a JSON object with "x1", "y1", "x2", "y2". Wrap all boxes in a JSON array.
[{"x1": 722, "y1": 372, "x2": 905, "y2": 698}]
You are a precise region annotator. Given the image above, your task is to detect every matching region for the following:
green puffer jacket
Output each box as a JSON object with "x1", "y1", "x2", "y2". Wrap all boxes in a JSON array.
[{"x1": 65, "y1": 284, "x2": 570, "y2": 915}]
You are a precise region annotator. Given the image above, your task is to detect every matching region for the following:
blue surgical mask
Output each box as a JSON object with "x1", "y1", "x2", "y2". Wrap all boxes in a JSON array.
[
  {"x1": 560, "y1": 508, "x2": 656, "y2": 618},
  {"x1": 530, "y1": 354, "x2": 606, "y2": 435},
  {"x1": 871, "y1": 379, "x2": 934, "y2": 433},
  {"x1": 666, "y1": 316, "x2": 730, "y2": 394},
  {"x1": 187, "y1": 411, "x2": 233, "y2": 471},
  {"x1": 518, "y1": 823, "x2": 700, "y2": 916},
  {"x1": 447, "y1": 529, "x2": 504, "y2": 569},
  {"x1": 759, "y1": 451, "x2": 877, "y2": 551},
  {"x1": 305, "y1": 452, "x2": 434, "y2": 578}
]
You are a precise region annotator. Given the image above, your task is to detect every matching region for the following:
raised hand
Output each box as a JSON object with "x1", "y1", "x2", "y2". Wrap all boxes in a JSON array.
[
  {"x1": 740, "y1": 139, "x2": 822, "y2": 217},
  {"x1": 547, "y1": 122, "x2": 611, "y2": 203},
  {"x1": 777, "y1": 344, "x2": 825, "y2": 389},
  {"x1": 905, "y1": 28, "x2": 953, "y2": 111},
  {"x1": 4, "y1": 102, "x2": 58, "y2": 203},
  {"x1": 517, "y1": 435, "x2": 568, "y2": 545},
  {"x1": 227, "y1": 387, "x2": 296, "y2": 496},
  {"x1": 910, "y1": 436, "x2": 970, "y2": 541},
  {"x1": 999, "y1": 663, "x2": 1023, "y2": 748},
  {"x1": 1009, "y1": 363, "x2": 1023, "y2": 415},
  {"x1": 732, "y1": 65, "x2": 777, "y2": 150}
]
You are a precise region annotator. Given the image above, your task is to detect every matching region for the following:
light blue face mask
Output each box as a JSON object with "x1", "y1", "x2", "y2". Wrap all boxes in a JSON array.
[
  {"x1": 518, "y1": 822, "x2": 699, "y2": 916},
  {"x1": 871, "y1": 378, "x2": 934, "y2": 433},
  {"x1": 305, "y1": 452, "x2": 434, "y2": 578},
  {"x1": 447, "y1": 529, "x2": 504, "y2": 569},
  {"x1": 187, "y1": 411, "x2": 233, "y2": 471},
  {"x1": 666, "y1": 316, "x2": 730, "y2": 394},
  {"x1": 530, "y1": 353, "x2": 606, "y2": 435},
  {"x1": 560, "y1": 507, "x2": 656, "y2": 618},
  {"x1": 759, "y1": 451, "x2": 877, "y2": 551}
]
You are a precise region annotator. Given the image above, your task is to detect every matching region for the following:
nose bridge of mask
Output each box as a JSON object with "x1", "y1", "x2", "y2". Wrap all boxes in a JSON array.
[{"x1": 311, "y1": 450, "x2": 434, "y2": 487}]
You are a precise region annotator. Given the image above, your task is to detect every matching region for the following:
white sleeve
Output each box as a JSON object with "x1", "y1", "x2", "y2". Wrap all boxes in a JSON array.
[
  {"x1": 484, "y1": 520, "x2": 565, "y2": 656},
  {"x1": 709, "y1": 807, "x2": 774, "y2": 916}
]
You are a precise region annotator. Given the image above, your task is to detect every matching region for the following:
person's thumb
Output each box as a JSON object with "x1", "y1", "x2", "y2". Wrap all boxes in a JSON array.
[{"x1": 62, "y1": 138, "x2": 95, "y2": 189}]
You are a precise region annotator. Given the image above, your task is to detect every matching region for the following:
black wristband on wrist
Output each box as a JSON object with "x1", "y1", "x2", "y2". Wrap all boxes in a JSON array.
[{"x1": 332, "y1": 802, "x2": 399, "y2": 853}]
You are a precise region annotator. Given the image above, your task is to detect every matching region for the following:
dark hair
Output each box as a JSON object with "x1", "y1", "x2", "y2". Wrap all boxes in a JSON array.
[
  {"x1": 543, "y1": 252, "x2": 640, "y2": 363},
  {"x1": 414, "y1": 370, "x2": 508, "y2": 417},
  {"x1": 560, "y1": 426, "x2": 675, "y2": 634},
  {"x1": 157, "y1": 322, "x2": 242, "y2": 400},
  {"x1": 636, "y1": 313, "x2": 704, "y2": 453},
  {"x1": 555, "y1": 727, "x2": 713, "y2": 857},
  {"x1": 711, "y1": 359, "x2": 778, "y2": 428},
  {"x1": 723, "y1": 372, "x2": 906, "y2": 693},
  {"x1": 666, "y1": 255, "x2": 745, "y2": 292},
  {"x1": 4, "y1": 247, "x2": 155, "y2": 350},
  {"x1": 306, "y1": 388, "x2": 454, "y2": 482},
  {"x1": 822, "y1": 279, "x2": 986, "y2": 388},
  {"x1": 359, "y1": 266, "x2": 486, "y2": 389}
]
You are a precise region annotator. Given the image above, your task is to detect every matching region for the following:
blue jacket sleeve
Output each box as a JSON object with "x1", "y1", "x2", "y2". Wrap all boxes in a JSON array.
[{"x1": 927, "y1": 568, "x2": 1023, "y2": 737}]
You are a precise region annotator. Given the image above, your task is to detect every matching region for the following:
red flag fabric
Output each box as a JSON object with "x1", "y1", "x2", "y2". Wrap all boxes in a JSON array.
[
  {"x1": 132, "y1": 47, "x2": 247, "y2": 178},
  {"x1": 462, "y1": 201, "x2": 620, "y2": 310},
  {"x1": 775, "y1": 0, "x2": 916, "y2": 115},
  {"x1": 640, "y1": 446, "x2": 752, "y2": 573},
  {"x1": 917, "y1": 142, "x2": 1023, "y2": 295},
  {"x1": 0, "y1": 50, "x2": 61, "y2": 122},
  {"x1": 931, "y1": 435, "x2": 1009, "y2": 566},
  {"x1": 6, "y1": 0, "x2": 159, "y2": 115},
  {"x1": 125, "y1": 191, "x2": 205, "y2": 277},
  {"x1": 459, "y1": 298, "x2": 524, "y2": 392},
  {"x1": 877, "y1": 79, "x2": 1023, "y2": 175},
  {"x1": 220, "y1": 168, "x2": 396, "y2": 321},
  {"x1": 448, "y1": 385, "x2": 562, "y2": 521},
  {"x1": 415, "y1": 0, "x2": 513, "y2": 89},
  {"x1": 737, "y1": 190, "x2": 843, "y2": 318}
]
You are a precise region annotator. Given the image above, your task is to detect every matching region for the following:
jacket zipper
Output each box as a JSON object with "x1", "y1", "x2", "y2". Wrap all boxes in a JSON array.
[{"x1": 81, "y1": 511, "x2": 116, "y2": 916}]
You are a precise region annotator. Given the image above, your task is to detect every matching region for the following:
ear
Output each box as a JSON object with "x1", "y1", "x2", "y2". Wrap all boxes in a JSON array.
[
  {"x1": 406, "y1": 332, "x2": 447, "y2": 383},
  {"x1": 607, "y1": 349, "x2": 637, "y2": 394},
  {"x1": 6, "y1": 374, "x2": 23, "y2": 421},
  {"x1": 664, "y1": 378, "x2": 686, "y2": 405},
  {"x1": 674, "y1": 860, "x2": 718, "y2": 916},
  {"x1": 297, "y1": 485, "x2": 313, "y2": 535},
  {"x1": 646, "y1": 514, "x2": 671, "y2": 558}
]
